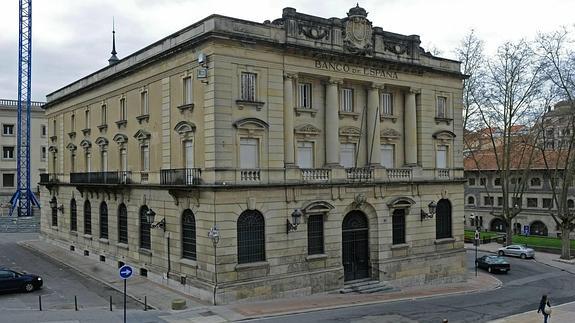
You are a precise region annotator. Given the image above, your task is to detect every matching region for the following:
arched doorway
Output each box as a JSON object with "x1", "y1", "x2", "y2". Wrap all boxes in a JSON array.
[
  {"x1": 342, "y1": 210, "x2": 369, "y2": 281},
  {"x1": 530, "y1": 221, "x2": 548, "y2": 236},
  {"x1": 490, "y1": 218, "x2": 506, "y2": 232}
]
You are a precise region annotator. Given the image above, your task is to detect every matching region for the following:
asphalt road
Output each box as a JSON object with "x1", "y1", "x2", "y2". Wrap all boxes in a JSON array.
[
  {"x1": 0, "y1": 233, "x2": 141, "y2": 311},
  {"x1": 248, "y1": 250, "x2": 575, "y2": 323}
]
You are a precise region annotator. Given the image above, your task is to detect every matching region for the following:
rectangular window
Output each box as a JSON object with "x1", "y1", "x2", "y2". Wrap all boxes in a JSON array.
[
  {"x1": 184, "y1": 140, "x2": 194, "y2": 169},
  {"x1": 101, "y1": 105, "x2": 107, "y2": 125},
  {"x1": 543, "y1": 198, "x2": 553, "y2": 209},
  {"x1": 119, "y1": 97, "x2": 127, "y2": 121},
  {"x1": 2, "y1": 173, "x2": 15, "y2": 187},
  {"x1": 85, "y1": 152, "x2": 91, "y2": 172},
  {"x1": 380, "y1": 92, "x2": 393, "y2": 116},
  {"x1": 340, "y1": 88, "x2": 354, "y2": 112},
  {"x1": 240, "y1": 138, "x2": 259, "y2": 168},
  {"x1": 2, "y1": 146, "x2": 15, "y2": 159},
  {"x1": 340, "y1": 143, "x2": 356, "y2": 168},
  {"x1": 380, "y1": 144, "x2": 395, "y2": 168},
  {"x1": 436, "y1": 145, "x2": 448, "y2": 168},
  {"x1": 480, "y1": 177, "x2": 487, "y2": 186},
  {"x1": 52, "y1": 119, "x2": 57, "y2": 136},
  {"x1": 494, "y1": 177, "x2": 501, "y2": 186},
  {"x1": 297, "y1": 141, "x2": 314, "y2": 168},
  {"x1": 71, "y1": 152, "x2": 76, "y2": 173},
  {"x1": 2, "y1": 124, "x2": 14, "y2": 135},
  {"x1": 41, "y1": 146, "x2": 47, "y2": 161},
  {"x1": 527, "y1": 198, "x2": 538, "y2": 208},
  {"x1": 85, "y1": 110, "x2": 90, "y2": 129},
  {"x1": 468, "y1": 178, "x2": 476, "y2": 186},
  {"x1": 483, "y1": 196, "x2": 494, "y2": 206},
  {"x1": 183, "y1": 76, "x2": 193, "y2": 105},
  {"x1": 141, "y1": 145, "x2": 150, "y2": 171},
  {"x1": 436, "y1": 96, "x2": 447, "y2": 117},
  {"x1": 298, "y1": 83, "x2": 312, "y2": 108},
  {"x1": 307, "y1": 214, "x2": 324, "y2": 255},
  {"x1": 140, "y1": 91, "x2": 149, "y2": 115},
  {"x1": 512, "y1": 197, "x2": 522, "y2": 208},
  {"x1": 120, "y1": 148, "x2": 127, "y2": 172},
  {"x1": 101, "y1": 150, "x2": 108, "y2": 172},
  {"x1": 71, "y1": 114, "x2": 75, "y2": 131},
  {"x1": 41, "y1": 124, "x2": 47, "y2": 137},
  {"x1": 392, "y1": 209, "x2": 406, "y2": 245},
  {"x1": 497, "y1": 196, "x2": 503, "y2": 206},
  {"x1": 240, "y1": 72, "x2": 257, "y2": 101}
]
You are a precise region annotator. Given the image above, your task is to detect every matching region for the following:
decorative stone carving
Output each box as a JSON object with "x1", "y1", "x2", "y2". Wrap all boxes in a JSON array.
[
  {"x1": 233, "y1": 118, "x2": 269, "y2": 136},
  {"x1": 95, "y1": 137, "x2": 109, "y2": 147},
  {"x1": 384, "y1": 40, "x2": 410, "y2": 55},
  {"x1": 352, "y1": 193, "x2": 367, "y2": 209},
  {"x1": 174, "y1": 121, "x2": 196, "y2": 136},
  {"x1": 342, "y1": 4, "x2": 373, "y2": 56},
  {"x1": 432, "y1": 130, "x2": 456, "y2": 144},
  {"x1": 339, "y1": 126, "x2": 361, "y2": 142},
  {"x1": 298, "y1": 23, "x2": 329, "y2": 40},
  {"x1": 113, "y1": 133, "x2": 128, "y2": 145},
  {"x1": 380, "y1": 128, "x2": 401, "y2": 141},
  {"x1": 294, "y1": 124, "x2": 321, "y2": 138},
  {"x1": 133, "y1": 129, "x2": 151, "y2": 143},
  {"x1": 79, "y1": 139, "x2": 92, "y2": 150},
  {"x1": 66, "y1": 143, "x2": 77, "y2": 151}
]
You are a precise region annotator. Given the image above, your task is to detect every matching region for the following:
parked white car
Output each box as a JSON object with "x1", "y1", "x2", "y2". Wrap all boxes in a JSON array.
[{"x1": 497, "y1": 245, "x2": 535, "y2": 259}]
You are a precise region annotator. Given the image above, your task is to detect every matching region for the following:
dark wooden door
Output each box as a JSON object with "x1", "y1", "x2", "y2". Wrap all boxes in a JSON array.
[{"x1": 342, "y1": 211, "x2": 369, "y2": 281}]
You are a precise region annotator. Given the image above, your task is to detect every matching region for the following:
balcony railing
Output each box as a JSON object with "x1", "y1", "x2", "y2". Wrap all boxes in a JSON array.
[
  {"x1": 39, "y1": 173, "x2": 62, "y2": 183},
  {"x1": 70, "y1": 171, "x2": 131, "y2": 184},
  {"x1": 437, "y1": 168, "x2": 450, "y2": 179},
  {"x1": 346, "y1": 167, "x2": 373, "y2": 181},
  {"x1": 241, "y1": 169, "x2": 261, "y2": 182},
  {"x1": 301, "y1": 168, "x2": 330, "y2": 182},
  {"x1": 160, "y1": 168, "x2": 202, "y2": 186},
  {"x1": 386, "y1": 168, "x2": 412, "y2": 181}
]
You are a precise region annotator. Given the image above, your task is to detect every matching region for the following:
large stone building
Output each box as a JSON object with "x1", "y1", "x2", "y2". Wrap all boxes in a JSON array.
[
  {"x1": 40, "y1": 6, "x2": 466, "y2": 303},
  {"x1": 0, "y1": 99, "x2": 47, "y2": 216}
]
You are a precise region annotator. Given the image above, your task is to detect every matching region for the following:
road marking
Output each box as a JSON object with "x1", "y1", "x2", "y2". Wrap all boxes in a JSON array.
[{"x1": 505, "y1": 271, "x2": 565, "y2": 286}]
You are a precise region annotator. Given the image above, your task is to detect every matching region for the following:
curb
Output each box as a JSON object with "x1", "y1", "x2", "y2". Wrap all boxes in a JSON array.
[
  {"x1": 235, "y1": 274, "x2": 502, "y2": 321},
  {"x1": 18, "y1": 240, "x2": 157, "y2": 310}
]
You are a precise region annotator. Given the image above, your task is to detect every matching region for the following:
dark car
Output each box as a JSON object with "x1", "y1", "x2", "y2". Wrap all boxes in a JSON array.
[
  {"x1": 0, "y1": 268, "x2": 43, "y2": 292},
  {"x1": 476, "y1": 255, "x2": 510, "y2": 274}
]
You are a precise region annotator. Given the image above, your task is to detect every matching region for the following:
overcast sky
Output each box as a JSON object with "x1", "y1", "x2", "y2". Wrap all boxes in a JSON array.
[{"x1": 0, "y1": 0, "x2": 574, "y2": 101}]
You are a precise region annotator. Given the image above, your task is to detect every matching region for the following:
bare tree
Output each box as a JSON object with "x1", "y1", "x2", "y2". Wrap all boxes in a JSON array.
[
  {"x1": 536, "y1": 27, "x2": 575, "y2": 259},
  {"x1": 473, "y1": 39, "x2": 545, "y2": 245},
  {"x1": 456, "y1": 29, "x2": 485, "y2": 134}
]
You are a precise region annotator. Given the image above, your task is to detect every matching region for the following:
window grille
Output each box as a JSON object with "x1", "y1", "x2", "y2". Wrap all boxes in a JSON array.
[
  {"x1": 182, "y1": 209, "x2": 197, "y2": 260},
  {"x1": 435, "y1": 199, "x2": 452, "y2": 239},
  {"x1": 118, "y1": 203, "x2": 128, "y2": 244},
  {"x1": 99, "y1": 202, "x2": 108, "y2": 239},
  {"x1": 119, "y1": 98, "x2": 127, "y2": 121},
  {"x1": 141, "y1": 145, "x2": 150, "y2": 171},
  {"x1": 237, "y1": 210, "x2": 265, "y2": 264},
  {"x1": 84, "y1": 200, "x2": 92, "y2": 235},
  {"x1": 140, "y1": 91, "x2": 149, "y2": 115},
  {"x1": 298, "y1": 83, "x2": 312, "y2": 108},
  {"x1": 70, "y1": 199, "x2": 77, "y2": 231},
  {"x1": 51, "y1": 197, "x2": 58, "y2": 227},
  {"x1": 307, "y1": 214, "x2": 324, "y2": 255},
  {"x1": 392, "y1": 209, "x2": 406, "y2": 245},
  {"x1": 436, "y1": 96, "x2": 447, "y2": 118},
  {"x1": 101, "y1": 104, "x2": 107, "y2": 124},
  {"x1": 240, "y1": 72, "x2": 257, "y2": 101},
  {"x1": 380, "y1": 92, "x2": 393, "y2": 115},
  {"x1": 139, "y1": 205, "x2": 151, "y2": 250},
  {"x1": 183, "y1": 77, "x2": 193, "y2": 105},
  {"x1": 340, "y1": 88, "x2": 354, "y2": 112}
]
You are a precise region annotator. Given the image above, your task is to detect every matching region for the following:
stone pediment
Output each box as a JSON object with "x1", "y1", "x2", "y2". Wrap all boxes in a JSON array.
[
  {"x1": 387, "y1": 197, "x2": 416, "y2": 209},
  {"x1": 79, "y1": 139, "x2": 91, "y2": 149},
  {"x1": 133, "y1": 129, "x2": 151, "y2": 142},
  {"x1": 66, "y1": 143, "x2": 77, "y2": 151},
  {"x1": 339, "y1": 126, "x2": 361, "y2": 140},
  {"x1": 294, "y1": 124, "x2": 321, "y2": 137},
  {"x1": 302, "y1": 201, "x2": 334, "y2": 215},
  {"x1": 113, "y1": 133, "x2": 128, "y2": 145},
  {"x1": 174, "y1": 121, "x2": 196, "y2": 135},
  {"x1": 380, "y1": 128, "x2": 401, "y2": 140},
  {"x1": 233, "y1": 118, "x2": 269, "y2": 130},
  {"x1": 432, "y1": 130, "x2": 456, "y2": 140},
  {"x1": 48, "y1": 145, "x2": 58, "y2": 153},
  {"x1": 95, "y1": 137, "x2": 109, "y2": 147}
]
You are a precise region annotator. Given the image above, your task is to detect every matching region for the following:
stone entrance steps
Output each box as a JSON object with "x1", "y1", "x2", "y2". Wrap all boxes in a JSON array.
[{"x1": 339, "y1": 278, "x2": 396, "y2": 294}]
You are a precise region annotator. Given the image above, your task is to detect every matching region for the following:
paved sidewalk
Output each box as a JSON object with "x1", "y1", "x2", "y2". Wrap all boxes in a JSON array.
[{"x1": 489, "y1": 300, "x2": 575, "y2": 323}]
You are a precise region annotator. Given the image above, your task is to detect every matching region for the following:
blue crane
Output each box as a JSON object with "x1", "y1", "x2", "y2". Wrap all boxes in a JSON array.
[{"x1": 10, "y1": 0, "x2": 40, "y2": 217}]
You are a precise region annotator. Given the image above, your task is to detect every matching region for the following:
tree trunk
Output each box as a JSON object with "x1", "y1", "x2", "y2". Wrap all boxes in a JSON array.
[
  {"x1": 561, "y1": 227, "x2": 572, "y2": 260},
  {"x1": 506, "y1": 223, "x2": 513, "y2": 246}
]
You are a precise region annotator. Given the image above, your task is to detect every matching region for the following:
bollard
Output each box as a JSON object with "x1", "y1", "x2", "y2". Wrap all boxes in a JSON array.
[
  {"x1": 110, "y1": 295, "x2": 113, "y2": 311},
  {"x1": 74, "y1": 295, "x2": 78, "y2": 311},
  {"x1": 38, "y1": 295, "x2": 42, "y2": 311},
  {"x1": 144, "y1": 296, "x2": 147, "y2": 311}
]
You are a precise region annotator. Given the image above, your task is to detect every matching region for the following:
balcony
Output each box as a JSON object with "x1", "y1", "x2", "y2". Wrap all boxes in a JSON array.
[
  {"x1": 160, "y1": 168, "x2": 202, "y2": 186},
  {"x1": 39, "y1": 173, "x2": 62, "y2": 183},
  {"x1": 240, "y1": 169, "x2": 261, "y2": 182},
  {"x1": 70, "y1": 171, "x2": 131, "y2": 185},
  {"x1": 346, "y1": 167, "x2": 373, "y2": 181},
  {"x1": 437, "y1": 168, "x2": 450, "y2": 179},
  {"x1": 301, "y1": 168, "x2": 330, "y2": 182},
  {"x1": 386, "y1": 168, "x2": 412, "y2": 181}
]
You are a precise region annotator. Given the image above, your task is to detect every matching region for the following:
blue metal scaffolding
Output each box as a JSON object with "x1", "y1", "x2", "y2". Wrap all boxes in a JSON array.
[{"x1": 10, "y1": 0, "x2": 40, "y2": 217}]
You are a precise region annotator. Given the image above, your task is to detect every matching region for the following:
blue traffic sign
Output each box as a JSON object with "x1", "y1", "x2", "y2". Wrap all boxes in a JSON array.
[
  {"x1": 523, "y1": 225, "x2": 530, "y2": 236},
  {"x1": 119, "y1": 265, "x2": 133, "y2": 280}
]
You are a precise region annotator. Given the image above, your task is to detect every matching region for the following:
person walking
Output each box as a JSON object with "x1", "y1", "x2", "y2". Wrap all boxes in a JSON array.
[{"x1": 537, "y1": 294, "x2": 552, "y2": 323}]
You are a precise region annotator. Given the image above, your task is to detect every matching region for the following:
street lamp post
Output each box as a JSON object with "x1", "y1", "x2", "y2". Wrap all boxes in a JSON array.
[{"x1": 471, "y1": 213, "x2": 479, "y2": 277}]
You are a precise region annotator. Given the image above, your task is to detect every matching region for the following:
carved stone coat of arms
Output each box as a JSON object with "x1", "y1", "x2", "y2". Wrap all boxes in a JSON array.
[{"x1": 343, "y1": 5, "x2": 373, "y2": 55}]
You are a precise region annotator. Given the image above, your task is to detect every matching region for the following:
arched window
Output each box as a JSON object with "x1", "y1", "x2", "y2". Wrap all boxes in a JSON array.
[
  {"x1": 181, "y1": 209, "x2": 197, "y2": 260},
  {"x1": 237, "y1": 210, "x2": 265, "y2": 264},
  {"x1": 139, "y1": 205, "x2": 151, "y2": 250},
  {"x1": 51, "y1": 197, "x2": 58, "y2": 227},
  {"x1": 467, "y1": 196, "x2": 475, "y2": 205},
  {"x1": 392, "y1": 209, "x2": 406, "y2": 245},
  {"x1": 490, "y1": 218, "x2": 506, "y2": 232},
  {"x1": 70, "y1": 199, "x2": 77, "y2": 231},
  {"x1": 84, "y1": 200, "x2": 92, "y2": 235},
  {"x1": 530, "y1": 221, "x2": 548, "y2": 236},
  {"x1": 435, "y1": 199, "x2": 452, "y2": 239},
  {"x1": 118, "y1": 203, "x2": 128, "y2": 244},
  {"x1": 307, "y1": 214, "x2": 324, "y2": 255},
  {"x1": 99, "y1": 202, "x2": 108, "y2": 239}
]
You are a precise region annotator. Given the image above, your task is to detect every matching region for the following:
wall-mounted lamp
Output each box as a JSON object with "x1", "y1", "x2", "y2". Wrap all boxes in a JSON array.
[
  {"x1": 49, "y1": 199, "x2": 64, "y2": 214},
  {"x1": 57, "y1": 204, "x2": 64, "y2": 213},
  {"x1": 420, "y1": 201, "x2": 437, "y2": 221},
  {"x1": 208, "y1": 226, "x2": 220, "y2": 246},
  {"x1": 146, "y1": 208, "x2": 166, "y2": 231},
  {"x1": 287, "y1": 208, "x2": 303, "y2": 234}
]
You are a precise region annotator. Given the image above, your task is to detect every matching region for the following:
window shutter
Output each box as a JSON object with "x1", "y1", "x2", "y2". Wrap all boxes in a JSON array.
[
  {"x1": 340, "y1": 143, "x2": 356, "y2": 168},
  {"x1": 380, "y1": 144, "x2": 395, "y2": 168},
  {"x1": 185, "y1": 141, "x2": 194, "y2": 169},
  {"x1": 297, "y1": 141, "x2": 314, "y2": 168},
  {"x1": 436, "y1": 145, "x2": 448, "y2": 168},
  {"x1": 240, "y1": 138, "x2": 259, "y2": 168}
]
